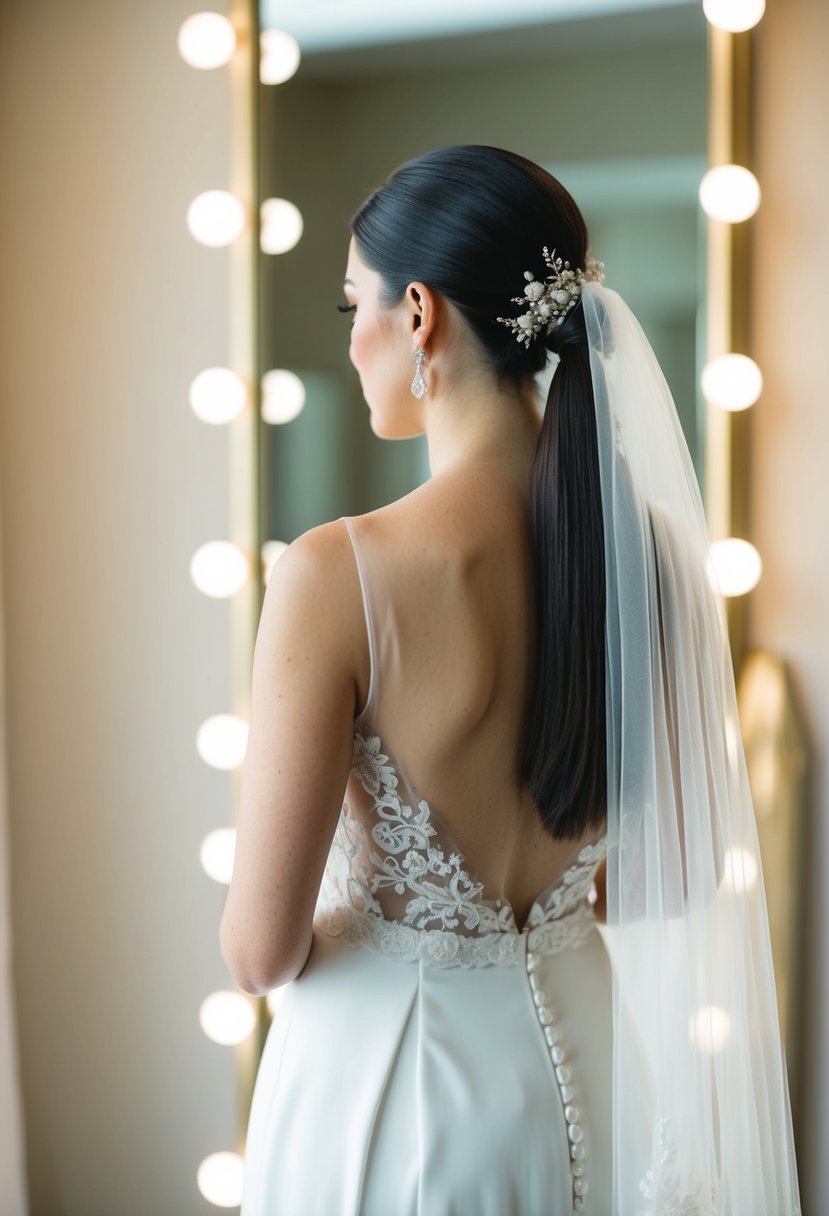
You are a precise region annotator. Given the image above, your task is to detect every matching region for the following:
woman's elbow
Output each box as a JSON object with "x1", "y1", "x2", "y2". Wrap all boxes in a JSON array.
[{"x1": 219, "y1": 913, "x2": 307, "y2": 995}]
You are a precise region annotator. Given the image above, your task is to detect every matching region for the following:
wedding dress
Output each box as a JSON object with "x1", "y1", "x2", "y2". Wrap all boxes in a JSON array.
[{"x1": 240, "y1": 512, "x2": 617, "y2": 1216}]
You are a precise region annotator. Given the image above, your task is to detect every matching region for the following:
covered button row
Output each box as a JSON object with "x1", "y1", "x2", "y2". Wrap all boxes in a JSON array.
[{"x1": 526, "y1": 950, "x2": 590, "y2": 1213}]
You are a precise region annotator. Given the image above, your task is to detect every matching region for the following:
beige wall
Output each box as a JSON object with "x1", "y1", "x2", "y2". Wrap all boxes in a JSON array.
[
  {"x1": 0, "y1": 0, "x2": 827, "y2": 1212},
  {"x1": 752, "y1": 1, "x2": 829, "y2": 1209},
  {"x1": 0, "y1": 2, "x2": 237, "y2": 1213}
]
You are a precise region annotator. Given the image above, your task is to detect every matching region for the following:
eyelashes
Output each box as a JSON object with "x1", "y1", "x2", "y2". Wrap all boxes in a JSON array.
[{"x1": 337, "y1": 303, "x2": 356, "y2": 314}]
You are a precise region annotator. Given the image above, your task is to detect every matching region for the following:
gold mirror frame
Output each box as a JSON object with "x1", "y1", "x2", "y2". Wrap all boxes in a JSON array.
[{"x1": 224, "y1": 0, "x2": 808, "y2": 1153}]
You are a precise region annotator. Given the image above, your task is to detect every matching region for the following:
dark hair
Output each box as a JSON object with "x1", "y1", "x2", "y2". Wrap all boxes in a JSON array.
[{"x1": 350, "y1": 145, "x2": 606, "y2": 842}]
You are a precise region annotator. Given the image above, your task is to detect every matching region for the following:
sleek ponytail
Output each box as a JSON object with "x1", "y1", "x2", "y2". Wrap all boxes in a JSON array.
[
  {"x1": 521, "y1": 334, "x2": 606, "y2": 839},
  {"x1": 350, "y1": 145, "x2": 607, "y2": 841}
]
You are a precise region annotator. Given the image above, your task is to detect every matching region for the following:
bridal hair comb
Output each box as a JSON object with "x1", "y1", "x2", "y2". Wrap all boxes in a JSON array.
[{"x1": 495, "y1": 247, "x2": 605, "y2": 348}]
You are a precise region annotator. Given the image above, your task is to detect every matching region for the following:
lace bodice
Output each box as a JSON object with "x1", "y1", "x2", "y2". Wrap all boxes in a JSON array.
[
  {"x1": 313, "y1": 515, "x2": 607, "y2": 969},
  {"x1": 314, "y1": 724, "x2": 607, "y2": 969}
]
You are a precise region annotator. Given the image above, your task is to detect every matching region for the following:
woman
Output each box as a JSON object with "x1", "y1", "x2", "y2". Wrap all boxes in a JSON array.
[{"x1": 221, "y1": 146, "x2": 801, "y2": 1215}]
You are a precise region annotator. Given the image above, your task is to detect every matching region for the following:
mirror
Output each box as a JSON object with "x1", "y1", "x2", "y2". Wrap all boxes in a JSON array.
[{"x1": 257, "y1": 0, "x2": 709, "y2": 541}]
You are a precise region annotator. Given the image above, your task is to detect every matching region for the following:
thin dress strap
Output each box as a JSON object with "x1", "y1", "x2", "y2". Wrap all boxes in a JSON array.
[{"x1": 341, "y1": 515, "x2": 392, "y2": 724}]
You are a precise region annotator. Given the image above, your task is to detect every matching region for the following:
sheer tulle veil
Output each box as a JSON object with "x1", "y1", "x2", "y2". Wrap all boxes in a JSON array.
[{"x1": 580, "y1": 280, "x2": 801, "y2": 1214}]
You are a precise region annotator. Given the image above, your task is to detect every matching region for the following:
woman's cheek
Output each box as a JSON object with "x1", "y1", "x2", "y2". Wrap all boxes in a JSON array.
[{"x1": 349, "y1": 322, "x2": 371, "y2": 372}]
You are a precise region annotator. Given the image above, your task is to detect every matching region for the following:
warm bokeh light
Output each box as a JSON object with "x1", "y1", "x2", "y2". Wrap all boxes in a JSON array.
[
  {"x1": 689, "y1": 1005, "x2": 732, "y2": 1055},
  {"x1": 177, "y1": 12, "x2": 236, "y2": 69},
  {"x1": 196, "y1": 714, "x2": 249, "y2": 770},
  {"x1": 187, "y1": 190, "x2": 246, "y2": 247},
  {"x1": 200, "y1": 827, "x2": 236, "y2": 885},
  {"x1": 262, "y1": 540, "x2": 290, "y2": 585},
  {"x1": 189, "y1": 368, "x2": 247, "y2": 425},
  {"x1": 199, "y1": 990, "x2": 257, "y2": 1046},
  {"x1": 701, "y1": 354, "x2": 763, "y2": 411},
  {"x1": 260, "y1": 198, "x2": 303, "y2": 254},
  {"x1": 260, "y1": 29, "x2": 301, "y2": 84},
  {"x1": 709, "y1": 537, "x2": 762, "y2": 597},
  {"x1": 703, "y1": 0, "x2": 765, "y2": 32},
  {"x1": 699, "y1": 165, "x2": 761, "y2": 223},
  {"x1": 196, "y1": 1151, "x2": 244, "y2": 1208},
  {"x1": 190, "y1": 541, "x2": 250, "y2": 598},
  {"x1": 261, "y1": 369, "x2": 306, "y2": 425},
  {"x1": 722, "y1": 846, "x2": 759, "y2": 894}
]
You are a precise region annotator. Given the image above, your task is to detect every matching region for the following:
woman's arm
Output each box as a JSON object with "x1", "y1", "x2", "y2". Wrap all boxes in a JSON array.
[{"x1": 219, "y1": 519, "x2": 367, "y2": 995}]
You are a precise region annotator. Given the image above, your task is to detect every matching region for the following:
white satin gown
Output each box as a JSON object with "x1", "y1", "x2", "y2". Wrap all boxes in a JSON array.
[{"x1": 240, "y1": 515, "x2": 614, "y2": 1216}]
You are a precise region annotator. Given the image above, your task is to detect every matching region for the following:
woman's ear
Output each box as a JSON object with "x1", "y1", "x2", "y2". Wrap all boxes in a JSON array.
[{"x1": 405, "y1": 281, "x2": 438, "y2": 348}]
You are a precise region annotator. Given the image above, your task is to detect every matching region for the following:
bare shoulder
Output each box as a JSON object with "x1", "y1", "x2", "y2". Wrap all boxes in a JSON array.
[
  {"x1": 351, "y1": 470, "x2": 502, "y2": 559},
  {"x1": 260, "y1": 518, "x2": 368, "y2": 706}
]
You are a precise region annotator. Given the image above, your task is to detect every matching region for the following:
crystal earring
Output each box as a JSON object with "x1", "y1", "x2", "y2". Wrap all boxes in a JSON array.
[{"x1": 410, "y1": 346, "x2": 429, "y2": 398}]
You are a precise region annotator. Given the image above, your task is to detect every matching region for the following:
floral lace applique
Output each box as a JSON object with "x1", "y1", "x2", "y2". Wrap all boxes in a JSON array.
[
  {"x1": 315, "y1": 729, "x2": 607, "y2": 966},
  {"x1": 637, "y1": 1117, "x2": 720, "y2": 1216}
]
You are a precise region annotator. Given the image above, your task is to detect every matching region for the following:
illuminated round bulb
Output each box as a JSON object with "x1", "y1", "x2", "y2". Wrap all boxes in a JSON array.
[
  {"x1": 722, "y1": 846, "x2": 759, "y2": 894},
  {"x1": 190, "y1": 542, "x2": 250, "y2": 598},
  {"x1": 262, "y1": 540, "x2": 289, "y2": 585},
  {"x1": 709, "y1": 538, "x2": 762, "y2": 597},
  {"x1": 699, "y1": 165, "x2": 761, "y2": 223},
  {"x1": 199, "y1": 990, "x2": 257, "y2": 1045},
  {"x1": 260, "y1": 29, "x2": 301, "y2": 84},
  {"x1": 200, "y1": 827, "x2": 236, "y2": 884},
  {"x1": 190, "y1": 368, "x2": 247, "y2": 425},
  {"x1": 261, "y1": 369, "x2": 306, "y2": 424},
  {"x1": 177, "y1": 12, "x2": 236, "y2": 69},
  {"x1": 260, "y1": 198, "x2": 303, "y2": 254},
  {"x1": 187, "y1": 190, "x2": 246, "y2": 247},
  {"x1": 197, "y1": 1151, "x2": 244, "y2": 1208},
  {"x1": 703, "y1": 0, "x2": 765, "y2": 32},
  {"x1": 701, "y1": 354, "x2": 763, "y2": 411},
  {"x1": 689, "y1": 1005, "x2": 731, "y2": 1055},
  {"x1": 196, "y1": 714, "x2": 248, "y2": 770}
]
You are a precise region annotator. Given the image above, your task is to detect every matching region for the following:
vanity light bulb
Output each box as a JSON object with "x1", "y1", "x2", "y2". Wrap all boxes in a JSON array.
[
  {"x1": 708, "y1": 538, "x2": 762, "y2": 597},
  {"x1": 260, "y1": 29, "x2": 301, "y2": 84},
  {"x1": 199, "y1": 990, "x2": 257, "y2": 1046},
  {"x1": 701, "y1": 354, "x2": 763, "y2": 411},
  {"x1": 200, "y1": 828, "x2": 236, "y2": 885},
  {"x1": 190, "y1": 368, "x2": 247, "y2": 425},
  {"x1": 177, "y1": 12, "x2": 236, "y2": 69},
  {"x1": 196, "y1": 714, "x2": 249, "y2": 770},
  {"x1": 196, "y1": 1151, "x2": 244, "y2": 1208},
  {"x1": 703, "y1": 0, "x2": 765, "y2": 32},
  {"x1": 261, "y1": 369, "x2": 306, "y2": 425},
  {"x1": 699, "y1": 165, "x2": 760, "y2": 223},
  {"x1": 260, "y1": 198, "x2": 303, "y2": 254},
  {"x1": 262, "y1": 540, "x2": 289, "y2": 586},
  {"x1": 722, "y1": 846, "x2": 759, "y2": 895},
  {"x1": 190, "y1": 542, "x2": 250, "y2": 598},
  {"x1": 689, "y1": 1005, "x2": 732, "y2": 1055},
  {"x1": 187, "y1": 190, "x2": 246, "y2": 247}
]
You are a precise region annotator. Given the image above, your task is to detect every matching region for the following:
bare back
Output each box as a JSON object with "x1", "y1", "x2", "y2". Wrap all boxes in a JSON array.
[{"x1": 344, "y1": 460, "x2": 599, "y2": 931}]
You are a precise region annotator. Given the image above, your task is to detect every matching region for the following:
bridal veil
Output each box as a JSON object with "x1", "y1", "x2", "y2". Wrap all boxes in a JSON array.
[{"x1": 582, "y1": 280, "x2": 801, "y2": 1214}]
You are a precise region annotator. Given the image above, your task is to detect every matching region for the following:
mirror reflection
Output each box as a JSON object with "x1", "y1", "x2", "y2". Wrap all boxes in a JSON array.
[{"x1": 258, "y1": 1, "x2": 708, "y2": 541}]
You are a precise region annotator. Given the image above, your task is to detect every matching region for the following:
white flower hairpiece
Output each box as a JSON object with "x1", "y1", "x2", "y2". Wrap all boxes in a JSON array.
[{"x1": 495, "y1": 247, "x2": 605, "y2": 348}]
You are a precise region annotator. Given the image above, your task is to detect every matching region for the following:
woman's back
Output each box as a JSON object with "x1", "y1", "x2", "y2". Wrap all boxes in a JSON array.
[{"x1": 346, "y1": 461, "x2": 598, "y2": 931}]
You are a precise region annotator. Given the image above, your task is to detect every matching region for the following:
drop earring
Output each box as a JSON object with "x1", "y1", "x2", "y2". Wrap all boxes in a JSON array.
[{"x1": 410, "y1": 347, "x2": 429, "y2": 399}]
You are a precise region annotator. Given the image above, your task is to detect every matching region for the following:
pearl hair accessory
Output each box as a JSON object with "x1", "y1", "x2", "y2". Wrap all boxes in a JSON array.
[{"x1": 496, "y1": 247, "x2": 605, "y2": 349}]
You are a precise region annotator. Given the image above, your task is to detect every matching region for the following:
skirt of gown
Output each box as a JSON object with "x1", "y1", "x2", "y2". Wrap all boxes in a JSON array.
[{"x1": 240, "y1": 918, "x2": 615, "y2": 1216}]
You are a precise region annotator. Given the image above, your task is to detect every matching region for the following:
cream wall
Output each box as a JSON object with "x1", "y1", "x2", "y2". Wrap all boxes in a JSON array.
[
  {"x1": 0, "y1": 2, "x2": 237, "y2": 1214},
  {"x1": 0, "y1": 0, "x2": 826, "y2": 1213},
  {"x1": 752, "y1": 1, "x2": 829, "y2": 1210}
]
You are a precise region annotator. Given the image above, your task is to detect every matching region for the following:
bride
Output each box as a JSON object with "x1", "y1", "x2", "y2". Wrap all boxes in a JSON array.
[{"x1": 221, "y1": 145, "x2": 801, "y2": 1215}]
